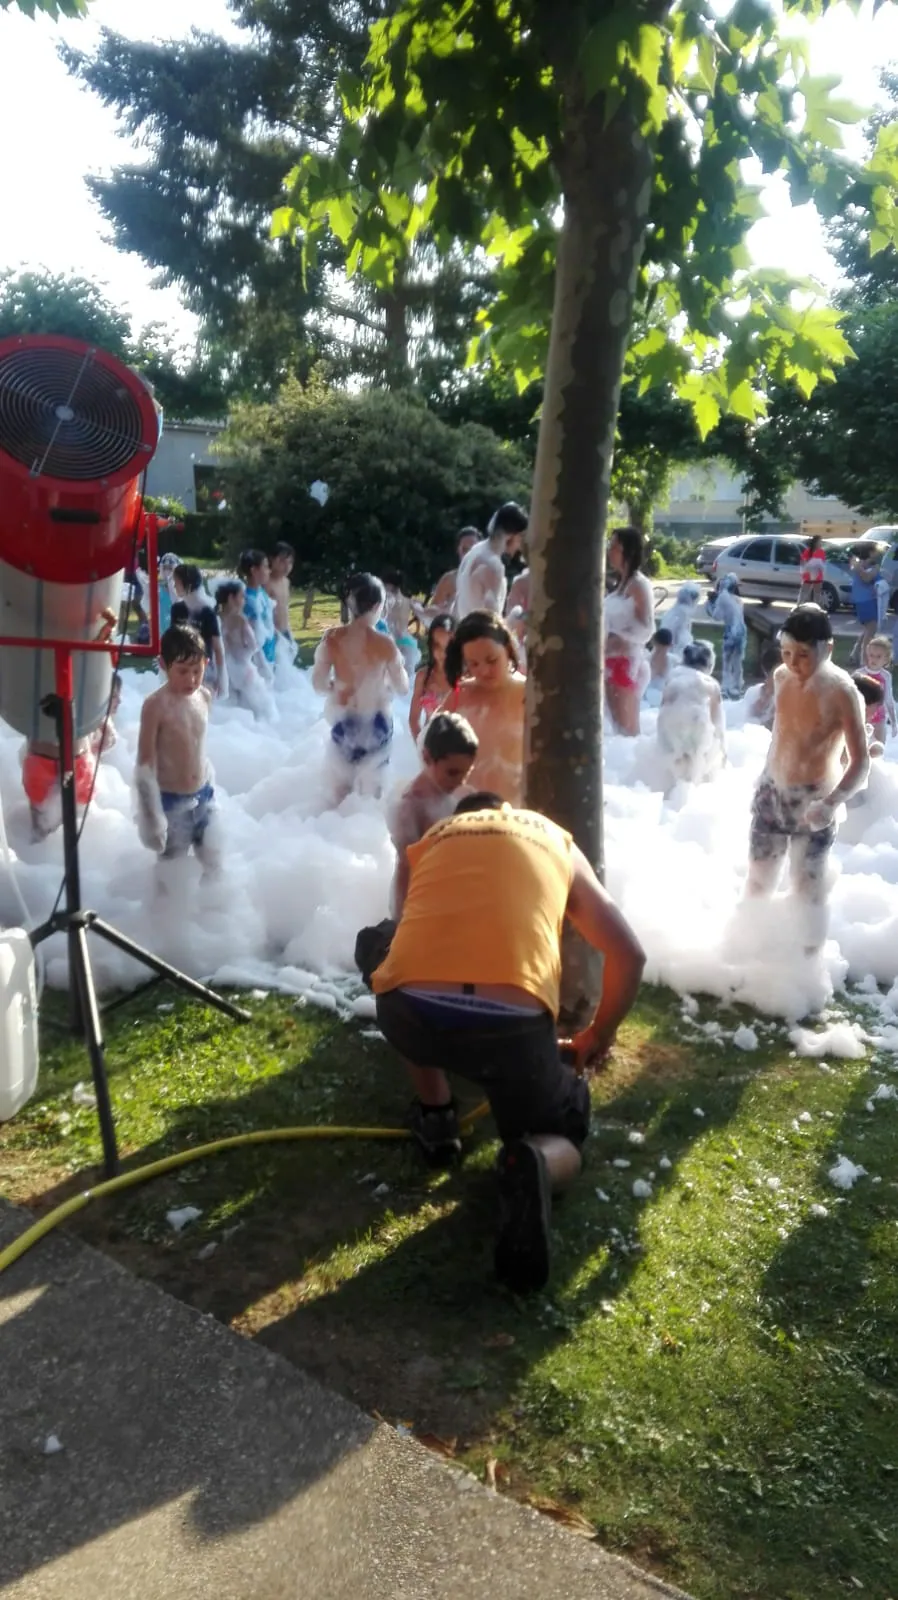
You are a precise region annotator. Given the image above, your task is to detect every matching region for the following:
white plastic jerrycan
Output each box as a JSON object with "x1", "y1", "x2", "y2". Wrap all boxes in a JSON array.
[{"x1": 0, "y1": 928, "x2": 39, "y2": 1121}]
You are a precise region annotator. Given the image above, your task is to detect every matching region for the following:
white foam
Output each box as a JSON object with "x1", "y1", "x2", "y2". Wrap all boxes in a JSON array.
[
  {"x1": 1, "y1": 664, "x2": 897, "y2": 1026},
  {"x1": 828, "y1": 1156, "x2": 867, "y2": 1191}
]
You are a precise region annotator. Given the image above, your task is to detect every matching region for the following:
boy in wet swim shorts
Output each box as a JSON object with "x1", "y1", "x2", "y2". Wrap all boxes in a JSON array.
[{"x1": 746, "y1": 605, "x2": 869, "y2": 950}]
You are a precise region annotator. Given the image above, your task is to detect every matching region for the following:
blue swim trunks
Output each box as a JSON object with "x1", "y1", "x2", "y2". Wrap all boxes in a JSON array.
[
  {"x1": 160, "y1": 783, "x2": 215, "y2": 857},
  {"x1": 330, "y1": 712, "x2": 392, "y2": 768}
]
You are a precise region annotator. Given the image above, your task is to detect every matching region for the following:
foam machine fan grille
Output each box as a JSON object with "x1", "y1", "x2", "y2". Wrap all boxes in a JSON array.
[{"x1": 0, "y1": 345, "x2": 145, "y2": 482}]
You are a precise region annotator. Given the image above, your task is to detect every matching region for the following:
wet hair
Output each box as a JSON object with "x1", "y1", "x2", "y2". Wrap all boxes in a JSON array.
[
  {"x1": 454, "y1": 790, "x2": 505, "y2": 815},
  {"x1": 423, "y1": 711, "x2": 479, "y2": 761},
  {"x1": 682, "y1": 641, "x2": 715, "y2": 672},
  {"x1": 865, "y1": 633, "x2": 893, "y2": 664},
  {"x1": 853, "y1": 671, "x2": 886, "y2": 708},
  {"x1": 345, "y1": 571, "x2": 385, "y2": 618},
  {"x1": 652, "y1": 627, "x2": 673, "y2": 648},
  {"x1": 445, "y1": 610, "x2": 519, "y2": 688},
  {"x1": 172, "y1": 562, "x2": 203, "y2": 594},
  {"x1": 423, "y1": 613, "x2": 454, "y2": 687},
  {"x1": 720, "y1": 573, "x2": 740, "y2": 594},
  {"x1": 610, "y1": 525, "x2": 644, "y2": 580},
  {"x1": 760, "y1": 644, "x2": 781, "y2": 675},
  {"x1": 216, "y1": 579, "x2": 244, "y2": 612},
  {"x1": 380, "y1": 569, "x2": 405, "y2": 591},
  {"x1": 458, "y1": 525, "x2": 480, "y2": 549},
  {"x1": 160, "y1": 623, "x2": 205, "y2": 667},
  {"x1": 781, "y1": 603, "x2": 833, "y2": 645},
  {"x1": 271, "y1": 542, "x2": 294, "y2": 561},
  {"x1": 488, "y1": 502, "x2": 528, "y2": 537},
  {"x1": 237, "y1": 548, "x2": 268, "y2": 583}
]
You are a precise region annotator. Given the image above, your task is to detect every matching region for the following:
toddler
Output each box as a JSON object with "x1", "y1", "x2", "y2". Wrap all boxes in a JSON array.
[{"x1": 862, "y1": 635, "x2": 896, "y2": 739}]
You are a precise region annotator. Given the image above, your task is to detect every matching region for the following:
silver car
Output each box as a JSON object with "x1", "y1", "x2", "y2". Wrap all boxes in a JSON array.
[
  {"x1": 868, "y1": 526, "x2": 898, "y2": 609},
  {"x1": 712, "y1": 534, "x2": 888, "y2": 613}
]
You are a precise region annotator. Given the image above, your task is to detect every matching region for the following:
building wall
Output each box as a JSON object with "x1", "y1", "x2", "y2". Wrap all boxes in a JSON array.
[
  {"x1": 145, "y1": 421, "x2": 225, "y2": 513},
  {"x1": 654, "y1": 462, "x2": 866, "y2": 539}
]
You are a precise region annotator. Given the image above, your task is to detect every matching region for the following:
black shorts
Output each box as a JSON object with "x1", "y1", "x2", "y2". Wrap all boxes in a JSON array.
[{"x1": 375, "y1": 988, "x2": 591, "y2": 1148}]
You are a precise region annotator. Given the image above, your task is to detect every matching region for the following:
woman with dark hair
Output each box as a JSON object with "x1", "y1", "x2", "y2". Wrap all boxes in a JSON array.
[
  {"x1": 441, "y1": 610, "x2": 526, "y2": 802},
  {"x1": 604, "y1": 525, "x2": 655, "y2": 736},
  {"x1": 409, "y1": 613, "x2": 454, "y2": 738}
]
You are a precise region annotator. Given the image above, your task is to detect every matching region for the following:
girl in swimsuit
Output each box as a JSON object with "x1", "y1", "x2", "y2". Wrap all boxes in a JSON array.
[
  {"x1": 409, "y1": 613, "x2": 454, "y2": 740},
  {"x1": 604, "y1": 526, "x2": 655, "y2": 737},
  {"x1": 441, "y1": 611, "x2": 526, "y2": 804}
]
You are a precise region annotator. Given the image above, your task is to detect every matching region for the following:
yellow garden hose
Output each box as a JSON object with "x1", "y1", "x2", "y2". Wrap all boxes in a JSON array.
[{"x1": 0, "y1": 1103, "x2": 491, "y2": 1278}]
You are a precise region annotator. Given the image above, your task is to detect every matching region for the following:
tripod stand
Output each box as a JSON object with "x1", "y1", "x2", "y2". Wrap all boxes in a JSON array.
[{"x1": 28, "y1": 647, "x2": 250, "y2": 1178}]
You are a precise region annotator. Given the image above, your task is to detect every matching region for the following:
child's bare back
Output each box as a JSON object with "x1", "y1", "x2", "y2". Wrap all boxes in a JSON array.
[
  {"x1": 316, "y1": 622, "x2": 407, "y2": 715},
  {"x1": 267, "y1": 573, "x2": 291, "y2": 634},
  {"x1": 139, "y1": 682, "x2": 210, "y2": 795}
]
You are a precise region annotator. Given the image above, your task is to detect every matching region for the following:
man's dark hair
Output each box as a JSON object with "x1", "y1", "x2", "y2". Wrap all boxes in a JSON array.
[
  {"x1": 652, "y1": 627, "x2": 673, "y2": 647},
  {"x1": 454, "y1": 791, "x2": 506, "y2": 815},
  {"x1": 216, "y1": 579, "x2": 243, "y2": 611},
  {"x1": 237, "y1": 549, "x2": 268, "y2": 582},
  {"x1": 781, "y1": 603, "x2": 833, "y2": 645},
  {"x1": 760, "y1": 644, "x2": 781, "y2": 674},
  {"x1": 853, "y1": 670, "x2": 886, "y2": 708},
  {"x1": 173, "y1": 562, "x2": 203, "y2": 594},
  {"x1": 160, "y1": 623, "x2": 205, "y2": 667},
  {"x1": 423, "y1": 711, "x2": 479, "y2": 761},
  {"x1": 346, "y1": 571, "x2": 386, "y2": 616},
  {"x1": 488, "y1": 502, "x2": 528, "y2": 536},
  {"x1": 271, "y1": 541, "x2": 294, "y2": 560},
  {"x1": 682, "y1": 641, "x2": 714, "y2": 672}
]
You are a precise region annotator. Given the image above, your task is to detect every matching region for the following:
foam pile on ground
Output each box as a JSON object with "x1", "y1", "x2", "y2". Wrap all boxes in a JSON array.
[{"x1": 0, "y1": 661, "x2": 897, "y2": 1025}]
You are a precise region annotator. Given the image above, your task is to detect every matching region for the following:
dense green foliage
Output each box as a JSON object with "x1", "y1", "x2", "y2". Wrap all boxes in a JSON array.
[
  {"x1": 221, "y1": 376, "x2": 530, "y2": 589},
  {"x1": 3, "y1": 0, "x2": 87, "y2": 15}
]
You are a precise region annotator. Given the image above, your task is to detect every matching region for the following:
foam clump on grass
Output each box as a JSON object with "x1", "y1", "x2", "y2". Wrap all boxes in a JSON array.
[
  {"x1": 0, "y1": 663, "x2": 897, "y2": 1023},
  {"x1": 828, "y1": 1156, "x2": 867, "y2": 1191},
  {"x1": 789, "y1": 1021, "x2": 868, "y2": 1060}
]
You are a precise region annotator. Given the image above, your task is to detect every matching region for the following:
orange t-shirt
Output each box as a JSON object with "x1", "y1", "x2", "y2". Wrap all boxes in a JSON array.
[{"x1": 372, "y1": 806, "x2": 573, "y2": 1017}]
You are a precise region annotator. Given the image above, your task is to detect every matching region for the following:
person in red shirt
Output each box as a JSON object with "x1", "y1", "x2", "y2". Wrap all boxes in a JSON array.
[{"x1": 799, "y1": 539, "x2": 826, "y2": 606}]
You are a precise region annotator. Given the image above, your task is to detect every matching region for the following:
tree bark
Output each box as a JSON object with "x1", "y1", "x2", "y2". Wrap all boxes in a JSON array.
[
  {"x1": 524, "y1": 88, "x2": 654, "y2": 1023},
  {"x1": 380, "y1": 276, "x2": 411, "y2": 389}
]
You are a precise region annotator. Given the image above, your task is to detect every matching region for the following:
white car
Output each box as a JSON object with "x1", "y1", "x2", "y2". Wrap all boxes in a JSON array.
[{"x1": 712, "y1": 534, "x2": 889, "y2": 613}]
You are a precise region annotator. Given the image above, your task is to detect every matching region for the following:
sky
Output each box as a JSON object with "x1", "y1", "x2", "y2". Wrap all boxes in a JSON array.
[{"x1": 0, "y1": 0, "x2": 897, "y2": 349}]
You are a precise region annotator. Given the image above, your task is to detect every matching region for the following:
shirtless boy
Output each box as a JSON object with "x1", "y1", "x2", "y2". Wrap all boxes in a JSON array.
[
  {"x1": 389, "y1": 712, "x2": 478, "y2": 914},
  {"x1": 266, "y1": 542, "x2": 295, "y2": 640},
  {"x1": 135, "y1": 624, "x2": 220, "y2": 872},
  {"x1": 428, "y1": 528, "x2": 480, "y2": 615},
  {"x1": 747, "y1": 604, "x2": 869, "y2": 947},
  {"x1": 312, "y1": 572, "x2": 409, "y2": 801},
  {"x1": 455, "y1": 503, "x2": 528, "y2": 621}
]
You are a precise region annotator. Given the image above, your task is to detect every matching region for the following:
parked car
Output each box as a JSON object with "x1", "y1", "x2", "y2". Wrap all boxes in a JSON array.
[
  {"x1": 712, "y1": 534, "x2": 890, "y2": 613},
  {"x1": 868, "y1": 526, "x2": 898, "y2": 610},
  {"x1": 695, "y1": 535, "x2": 740, "y2": 577}
]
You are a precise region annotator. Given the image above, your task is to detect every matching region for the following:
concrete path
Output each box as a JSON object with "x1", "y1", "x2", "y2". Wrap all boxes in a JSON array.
[{"x1": 0, "y1": 1201, "x2": 689, "y2": 1600}]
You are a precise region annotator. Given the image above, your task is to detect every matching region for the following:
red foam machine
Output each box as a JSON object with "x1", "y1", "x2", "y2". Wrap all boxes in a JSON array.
[{"x1": 0, "y1": 334, "x2": 159, "y2": 584}]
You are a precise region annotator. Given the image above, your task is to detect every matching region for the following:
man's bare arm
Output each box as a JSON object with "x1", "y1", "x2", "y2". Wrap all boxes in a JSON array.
[{"x1": 564, "y1": 844, "x2": 645, "y2": 1054}]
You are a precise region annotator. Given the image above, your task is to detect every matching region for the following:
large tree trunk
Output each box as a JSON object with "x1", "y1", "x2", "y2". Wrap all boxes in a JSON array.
[
  {"x1": 524, "y1": 89, "x2": 654, "y2": 1024},
  {"x1": 380, "y1": 276, "x2": 411, "y2": 388}
]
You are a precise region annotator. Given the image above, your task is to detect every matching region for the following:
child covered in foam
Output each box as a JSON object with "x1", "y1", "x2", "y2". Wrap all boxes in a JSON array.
[
  {"x1": 657, "y1": 641, "x2": 726, "y2": 791},
  {"x1": 642, "y1": 627, "x2": 673, "y2": 708},
  {"x1": 265, "y1": 542, "x2": 298, "y2": 675},
  {"x1": 135, "y1": 623, "x2": 222, "y2": 876},
  {"x1": 706, "y1": 574, "x2": 746, "y2": 699},
  {"x1": 742, "y1": 644, "x2": 781, "y2": 730},
  {"x1": 217, "y1": 580, "x2": 276, "y2": 722},
  {"x1": 388, "y1": 711, "x2": 478, "y2": 914},
  {"x1": 746, "y1": 604, "x2": 869, "y2": 951},
  {"x1": 312, "y1": 571, "x2": 409, "y2": 802},
  {"x1": 662, "y1": 582, "x2": 701, "y2": 658}
]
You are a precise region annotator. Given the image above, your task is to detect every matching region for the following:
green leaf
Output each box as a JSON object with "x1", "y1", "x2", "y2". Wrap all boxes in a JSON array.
[{"x1": 692, "y1": 390, "x2": 721, "y2": 439}]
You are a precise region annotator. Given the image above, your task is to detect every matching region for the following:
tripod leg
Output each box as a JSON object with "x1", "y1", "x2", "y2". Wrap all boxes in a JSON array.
[
  {"x1": 88, "y1": 916, "x2": 251, "y2": 1022},
  {"x1": 71, "y1": 923, "x2": 119, "y2": 1178}
]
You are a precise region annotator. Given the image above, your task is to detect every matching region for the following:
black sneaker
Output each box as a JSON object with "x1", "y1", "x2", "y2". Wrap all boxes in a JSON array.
[
  {"x1": 409, "y1": 1099, "x2": 462, "y2": 1165},
  {"x1": 495, "y1": 1140, "x2": 552, "y2": 1293}
]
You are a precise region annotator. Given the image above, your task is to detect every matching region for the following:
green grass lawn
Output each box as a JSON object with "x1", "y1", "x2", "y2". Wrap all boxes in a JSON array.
[{"x1": 2, "y1": 983, "x2": 896, "y2": 1600}]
